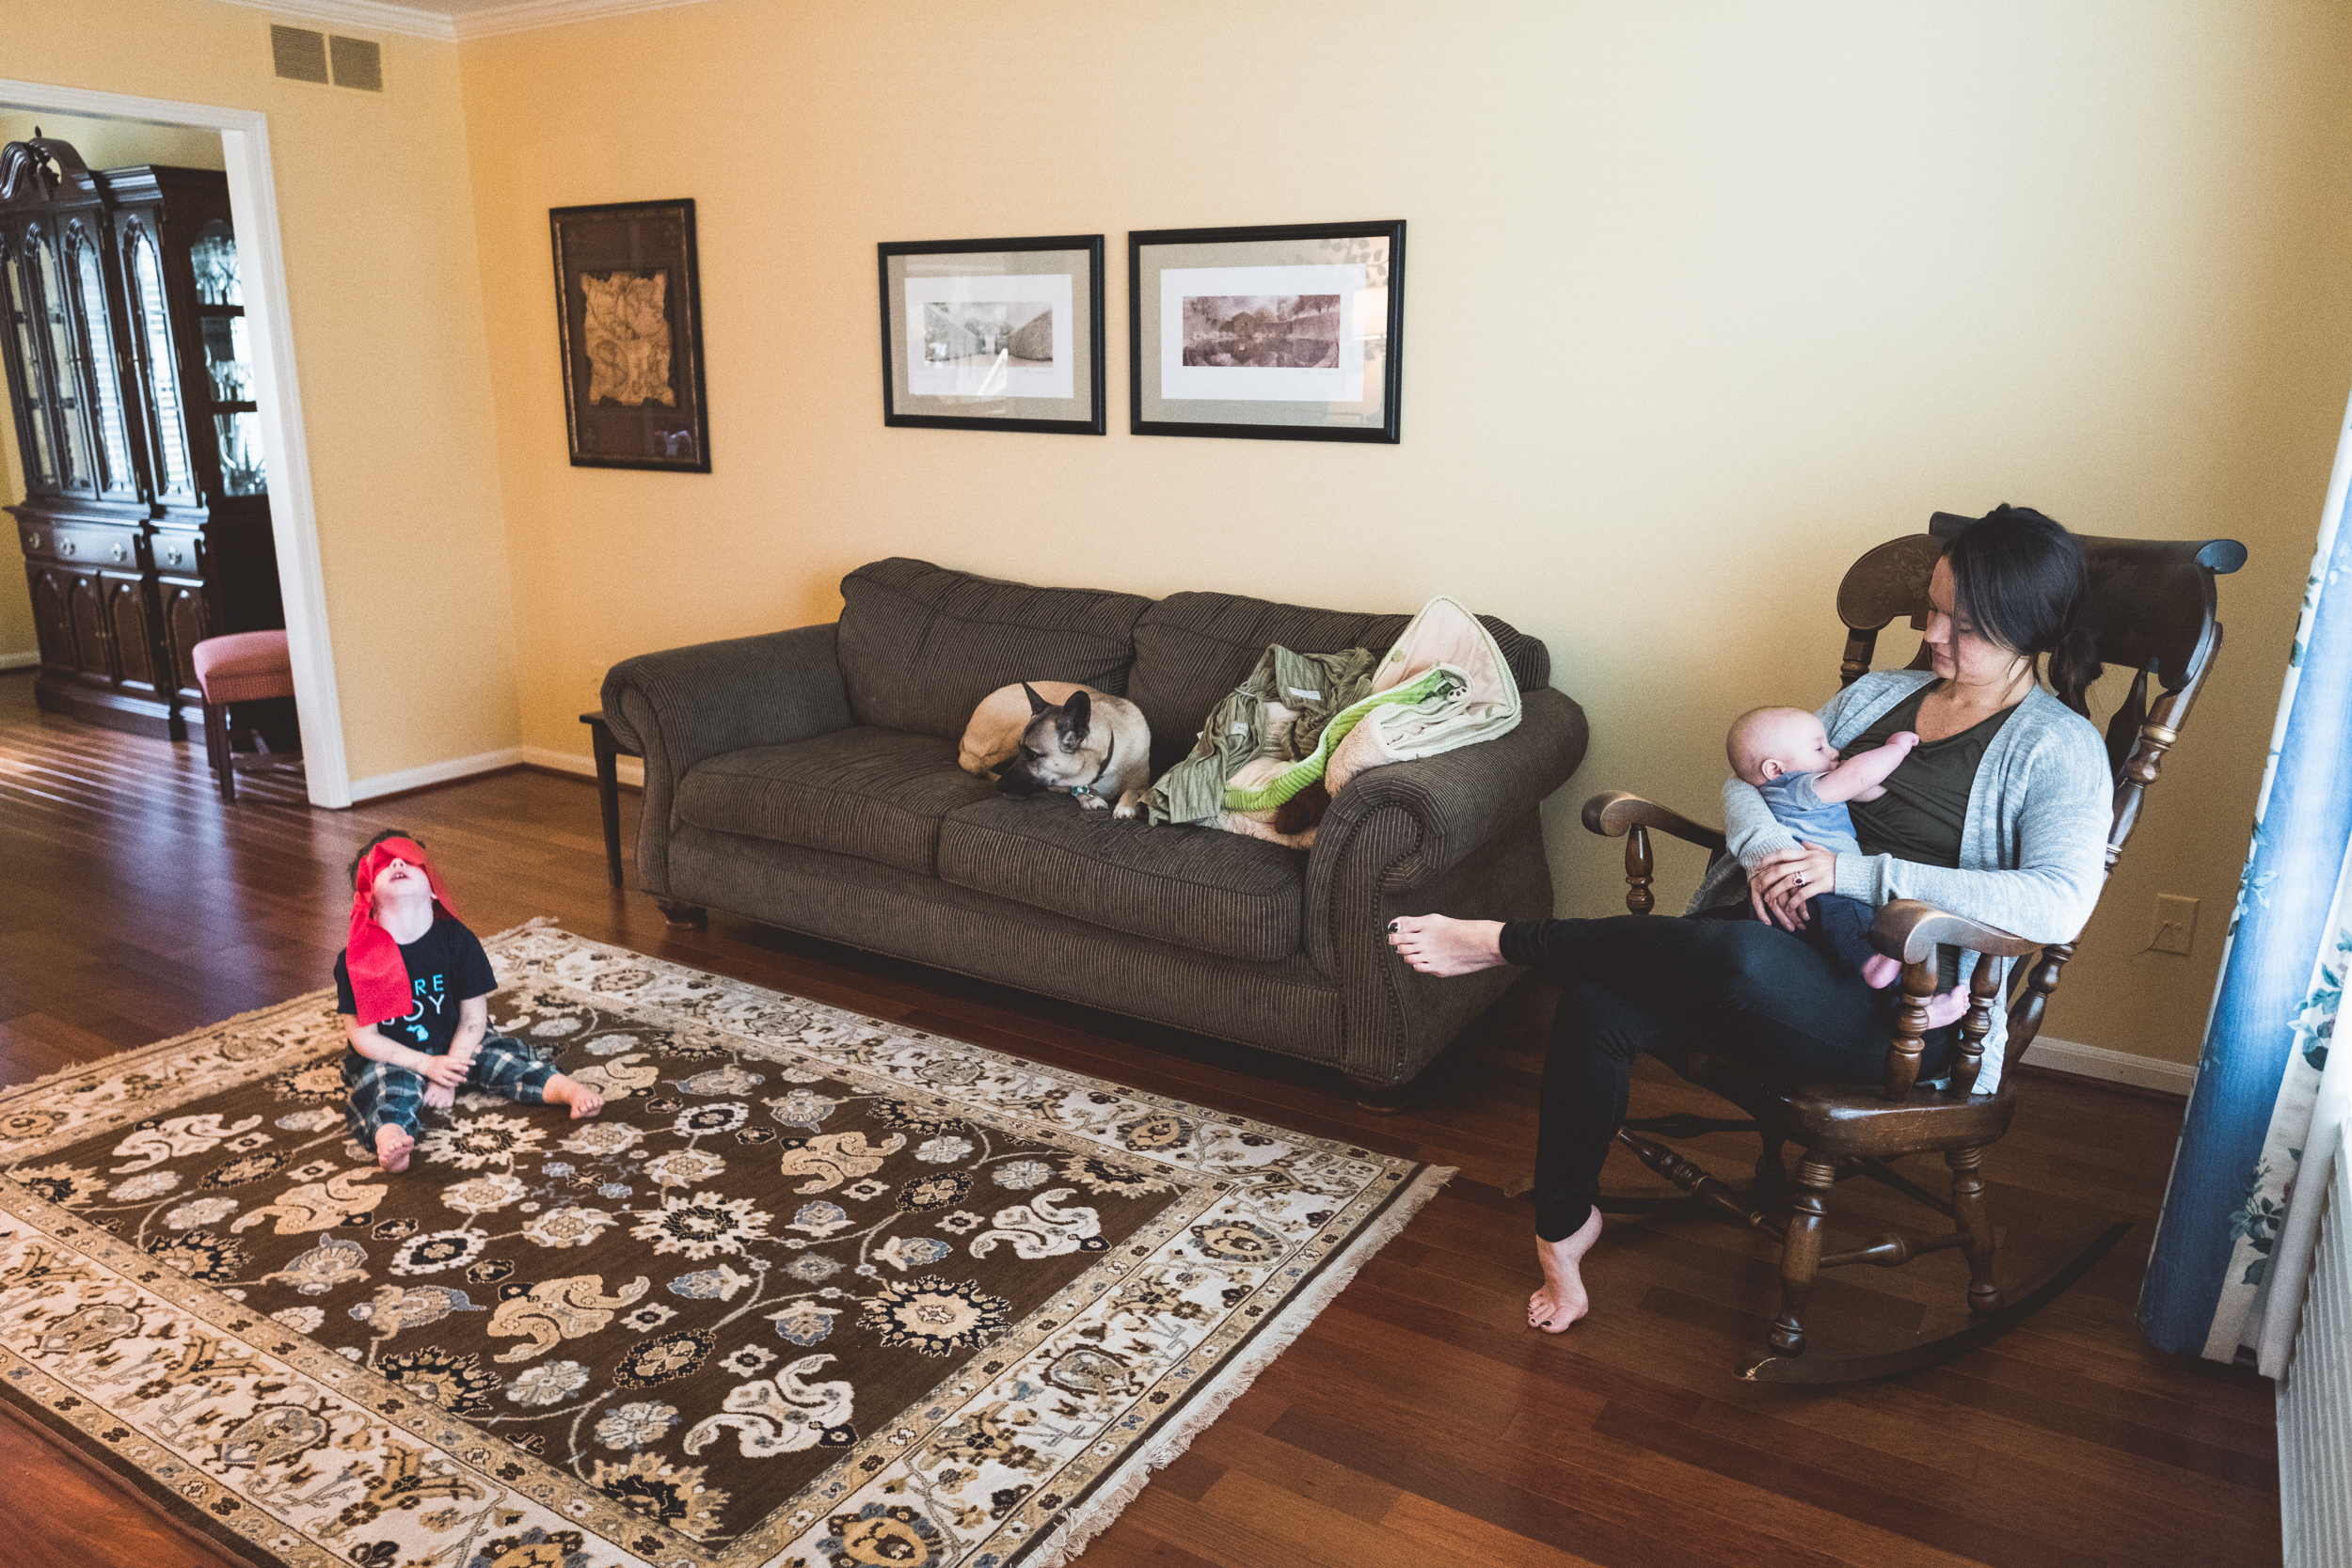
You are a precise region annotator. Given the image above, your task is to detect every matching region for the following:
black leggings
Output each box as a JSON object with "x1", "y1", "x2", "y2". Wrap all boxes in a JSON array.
[{"x1": 1502, "y1": 909, "x2": 1950, "y2": 1242}]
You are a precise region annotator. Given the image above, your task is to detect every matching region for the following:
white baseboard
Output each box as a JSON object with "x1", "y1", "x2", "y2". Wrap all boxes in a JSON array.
[
  {"x1": 348, "y1": 747, "x2": 524, "y2": 802},
  {"x1": 0, "y1": 650, "x2": 39, "y2": 670},
  {"x1": 519, "y1": 745, "x2": 644, "y2": 789},
  {"x1": 2020, "y1": 1035, "x2": 2196, "y2": 1096}
]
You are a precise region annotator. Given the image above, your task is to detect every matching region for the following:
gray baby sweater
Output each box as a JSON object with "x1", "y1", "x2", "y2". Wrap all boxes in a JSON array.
[{"x1": 1690, "y1": 669, "x2": 2112, "y2": 1094}]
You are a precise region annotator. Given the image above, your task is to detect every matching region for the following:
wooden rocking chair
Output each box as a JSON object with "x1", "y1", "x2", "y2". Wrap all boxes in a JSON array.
[{"x1": 1581, "y1": 515, "x2": 2246, "y2": 1382}]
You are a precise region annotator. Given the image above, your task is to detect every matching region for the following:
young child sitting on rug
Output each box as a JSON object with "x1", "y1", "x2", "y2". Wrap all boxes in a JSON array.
[
  {"x1": 1727, "y1": 705, "x2": 1972, "y2": 1030},
  {"x1": 336, "y1": 829, "x2": 602, "y2": 1172}
]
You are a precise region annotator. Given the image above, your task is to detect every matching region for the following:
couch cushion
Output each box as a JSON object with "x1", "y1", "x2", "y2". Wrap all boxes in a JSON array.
[
  {"x1": 674, "y1": 728, "x2": 994, "y2": 877},
  {"x1": 837, "y1": 558, "x2": 1154, "y2": 738},
  {"x1": 937, "y1": 800, "x2": 1304, "y2": 963},
  {"x1": 1127, "y1": 592, "x2": 1552, "y2": 773}
]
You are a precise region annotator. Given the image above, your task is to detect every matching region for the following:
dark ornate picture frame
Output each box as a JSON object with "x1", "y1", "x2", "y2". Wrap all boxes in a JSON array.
[
  {"x1": 878, "y1": 234, "x2": 1105, "y2": 435},
  {"x1": 549, "y1": 198, "x2": 711, "y2": 472},
  {"x1": 1129, "y1": 219, "x2": 1404, "y2": 444}
]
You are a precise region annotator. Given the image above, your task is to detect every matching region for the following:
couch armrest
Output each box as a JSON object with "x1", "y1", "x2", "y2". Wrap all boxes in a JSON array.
[
  {"x1": 1303, "y1": 688, "x2": 1587, "y2": 1031},
  {"x1": 600, "y1": 623, "x2": 851, "y2": 895},
  {"x1": 1309, "y1": 688, "x2": 1589, "y2": 898}
]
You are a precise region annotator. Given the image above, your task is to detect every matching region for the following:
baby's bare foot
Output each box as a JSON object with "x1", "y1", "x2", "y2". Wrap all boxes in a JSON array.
[
  {"x1": 1387, "y1": 914, "x2": 1507, "y2": 976},
  {"x1": 374, "y1": 1124, "x2": 414, "y2": 1174},
  {"x1": 1528, "y1": 1207, "x2": 1602, "y2": 1333},
  {"x1": 1923, "y1": 985, "x2": 1974, "y2": 1031},
  {"x1": 546, "y1": 1075, "x2": 604, "y2": 1119},
  {"x1": 1862, "y1": 954, "x2": 1899, "y2": 990}
]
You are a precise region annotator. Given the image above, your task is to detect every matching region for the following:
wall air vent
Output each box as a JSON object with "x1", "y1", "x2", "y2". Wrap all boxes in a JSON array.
[
  {"x1": 329, "y1": 36, "x2": 383, "y2": 92},
  {"x1": 270, "y1": 24, "x2": 329, "y2": 84}
]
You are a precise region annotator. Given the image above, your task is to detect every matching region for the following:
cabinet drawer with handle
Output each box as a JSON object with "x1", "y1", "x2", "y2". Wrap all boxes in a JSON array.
[
  {"x1": 152, "y1": 532, "x2": 208, "y2": 578},
  {"x1": 22, "y1": 522, "x2": 146, "y2": 571}
]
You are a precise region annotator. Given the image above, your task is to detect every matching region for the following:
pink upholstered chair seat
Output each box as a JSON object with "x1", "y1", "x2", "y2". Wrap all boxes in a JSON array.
[{"x1": 191, "y1": 630, "x2": 294, "y2": 705}]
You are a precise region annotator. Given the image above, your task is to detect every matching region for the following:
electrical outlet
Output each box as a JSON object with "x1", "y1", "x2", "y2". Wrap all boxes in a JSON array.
[{"x1": 2153, "y1": 895, "x2": 2199, "y2": 956}]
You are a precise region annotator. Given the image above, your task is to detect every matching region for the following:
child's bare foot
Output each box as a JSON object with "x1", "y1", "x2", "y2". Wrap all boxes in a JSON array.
[
  {"x1": 374, "y1": 1124, "x2": 414, "y2": 1173},
  {"x1": 1388, "y1": 914, "x2": 1508, "y2": 976},
  {"x1": 1862, "y1": 954, "x2": 1899, "y2": 990},
  {"x1": 1530, "y1": 1207, "x2": 1602, "y2": 1333},
  {"x1": 421, "y1": 1081, "x2": 456, "y2": 1111},
  {"x1": 1922, "y1": 984, "x2": 1973, "y2": 1030},
  {"x1": 545, "y1": 1075, "x2": 604, "y2": 1119}
]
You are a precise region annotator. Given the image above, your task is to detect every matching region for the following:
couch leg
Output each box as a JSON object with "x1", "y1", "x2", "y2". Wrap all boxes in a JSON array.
[
  {"x1": 1345, "y1": 1074, "x2": 1414, "y2": 1115},
  {"x1": 653, "y1": 899, "x2": 707, "y2": 931}
]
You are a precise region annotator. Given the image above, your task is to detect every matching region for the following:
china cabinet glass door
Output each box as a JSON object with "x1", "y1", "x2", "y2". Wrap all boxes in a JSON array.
[
  {"x1": 2, "y1": 233, "x2": 60, "y2": 488},
  {"x1": 63, "y1": 219, "x2": 142, "y2": 505},
  {"x1": 29, "y1": 226, "x2": 96, "y2": 496},
  {"x1": 122, "y1": 217, "x2": 195, "y2": 506},
  {"x1": 191, "y1": 220, "x2": 263, "y2": 496}
]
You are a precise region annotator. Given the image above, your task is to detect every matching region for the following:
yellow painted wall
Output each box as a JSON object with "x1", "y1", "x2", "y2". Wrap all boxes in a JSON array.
[
  {"x1": 0, "y1": 112, "x2": 224, "y2": 665},
  {"x1": 1, "y1": 5, "x2": 517, "y2": 784},
  {"x1": 460, "y1": 0, "x2": 2352, "y2": 1069}
]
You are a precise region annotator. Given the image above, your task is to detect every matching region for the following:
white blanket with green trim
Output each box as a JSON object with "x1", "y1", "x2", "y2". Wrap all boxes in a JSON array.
[{"x1": 1145, "y1": 596, "x2": 1523, "y2": 847}]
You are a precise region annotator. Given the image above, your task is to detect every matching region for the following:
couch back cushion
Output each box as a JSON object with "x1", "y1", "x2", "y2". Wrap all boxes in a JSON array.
[
  {"x1": 837, "y1": 559, "x2": 1154, "y2": 737},
  {"x1": 1128, "y1": 592, "x2": 1552, "y2": 773}
]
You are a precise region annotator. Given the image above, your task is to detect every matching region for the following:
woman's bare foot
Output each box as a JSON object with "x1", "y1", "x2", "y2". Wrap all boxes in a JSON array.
[
  {"x1": 1388, "y1": 914, "x2": 1508, "y2": 976},
  {"x1": 374, "y1": 1124, "x2": 414, "y2": 1173},
  {"x1": 1529, "y1": 1207, "x2": 1602, "y2": 1332},
  {"x1": 544, "y1": 1075, "x2": 604, "y2": 1119},
  {"x1": 1862, "y1": 954, "x2": 1899, "y2": 990}
]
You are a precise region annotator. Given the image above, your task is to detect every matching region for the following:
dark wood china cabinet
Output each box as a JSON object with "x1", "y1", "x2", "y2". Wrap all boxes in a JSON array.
[{"x1": 1, "y1": 133, "x2": 282, "y2": 738}]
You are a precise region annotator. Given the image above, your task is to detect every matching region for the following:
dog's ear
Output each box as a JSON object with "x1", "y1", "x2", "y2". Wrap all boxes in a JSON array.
[
  {"x1": 1022, "y1": 683, "x2": 1051, "y2": 717},
  {"x1": 1057, "y1": 689, "x2": 1091, "y2": 748}
]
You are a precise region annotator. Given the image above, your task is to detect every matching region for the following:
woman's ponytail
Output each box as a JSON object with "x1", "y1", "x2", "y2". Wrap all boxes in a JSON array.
[{"x1": 2047, "y1": 623, "x2": 2101, "y2": 717}]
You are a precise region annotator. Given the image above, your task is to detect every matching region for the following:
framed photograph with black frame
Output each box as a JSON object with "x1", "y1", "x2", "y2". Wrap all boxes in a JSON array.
[
  {"x1": 1129, "y1": 219, "x2": 1403, "y2": 443},
  {"x1": 878, "y1": 234, "x2": 1105, "y2": 435},
  {"x1": 549, "y1": 198, "x2": 711, "y2": 471}
]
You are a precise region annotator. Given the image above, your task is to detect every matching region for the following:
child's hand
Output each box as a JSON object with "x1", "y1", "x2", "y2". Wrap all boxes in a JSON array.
[
  {"x1": 1885, "y1": 731, "x2": 1920, "y2": 750},
  {"x1": 414, "y1": 1052, "x2": 470, "y2": 1090}
]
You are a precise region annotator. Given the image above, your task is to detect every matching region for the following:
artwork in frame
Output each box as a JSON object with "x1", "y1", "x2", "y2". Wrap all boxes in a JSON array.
[
  {"x1": 549, "y1": 198, "x2": 711, "y2": 471},
  {"x1": 1129, "y1": 220, "x2": 1403, "y2": 443},
  {"x1": 878, "y1": 234, "x2": 1105, "y2": 435}
]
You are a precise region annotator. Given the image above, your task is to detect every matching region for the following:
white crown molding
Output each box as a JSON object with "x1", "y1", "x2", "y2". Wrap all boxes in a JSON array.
[
  {"x1": 452, "y1": 0, "x2": 716, "y2": 41},
  {"x1": 214, "y1": 0, "x2": 459, "y2": 43},
  {"x1": 211, "y1": 0, "x2": 719, "y2": 44}
]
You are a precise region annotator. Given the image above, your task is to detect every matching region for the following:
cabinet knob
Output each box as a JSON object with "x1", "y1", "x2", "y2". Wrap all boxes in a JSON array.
[
  {"x1": 58, "y1": 539, "x2": 75, "y2": 556},
  {"x1": 21, "y1": 533, "x2": 37, "y2": 552},
  {"x1": 110, "y1": 543, "x2": 126, "y2": 562},
  {"x1": 166, "y1": 547, "x2": 183, "y2": 565}
]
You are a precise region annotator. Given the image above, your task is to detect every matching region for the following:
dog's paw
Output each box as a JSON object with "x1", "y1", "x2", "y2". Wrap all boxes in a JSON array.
[{"x1": 1076, "y1": 792, "x2": 1110, "y2": 811}]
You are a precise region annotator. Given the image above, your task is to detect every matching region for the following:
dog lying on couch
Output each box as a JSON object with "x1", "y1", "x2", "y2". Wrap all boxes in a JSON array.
[
  {"x1": 959, "y1": 681, "x2": 1153, "y2": 817},
  {"x1": 600, "y1": 557, "x2": 1588, "y2": 1098}
]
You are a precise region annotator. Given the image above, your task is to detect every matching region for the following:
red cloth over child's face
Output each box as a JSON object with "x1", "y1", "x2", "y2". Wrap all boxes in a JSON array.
[{"x1": 345, "y1": 837, "x2": 459, "y2": 1026}]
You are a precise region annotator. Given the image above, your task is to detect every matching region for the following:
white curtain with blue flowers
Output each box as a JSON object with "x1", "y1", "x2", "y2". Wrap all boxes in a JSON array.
[{"x1": 2139, "y1": 393, "x2": 2352, "y2": 1369}]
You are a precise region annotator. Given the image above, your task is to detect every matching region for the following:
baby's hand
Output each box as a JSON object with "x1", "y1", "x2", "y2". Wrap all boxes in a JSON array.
[{"x1": 1886, "y1": 731, "x2": 1920, "y2": 750}]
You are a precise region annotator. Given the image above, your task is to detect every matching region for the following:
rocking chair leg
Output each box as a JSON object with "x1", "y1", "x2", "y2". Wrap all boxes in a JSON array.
[
  {"x1": 1771, "y1": 1152, "x2": 1836, "y2": 1355},
  {"x1": 1947, "y1": 1145, "x2": 2004, "y2": 1315},
  {"x1": 1754, "y1": 1135, "x2": 1789, "y2": 1196}
]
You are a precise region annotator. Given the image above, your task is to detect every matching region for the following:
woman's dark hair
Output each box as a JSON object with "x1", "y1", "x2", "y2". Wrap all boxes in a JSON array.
[
  {"x1": 349, "y1": 828, "x2": 423, "y2": 889},
  {"x1": 1940, "y1": 503, "x2": 2100, "y2": 715}
]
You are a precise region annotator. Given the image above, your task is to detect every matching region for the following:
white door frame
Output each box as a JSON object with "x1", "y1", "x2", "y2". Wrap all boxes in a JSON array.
[{"x1": 1, "y1": 79, "x2": 350, "y2": 805}]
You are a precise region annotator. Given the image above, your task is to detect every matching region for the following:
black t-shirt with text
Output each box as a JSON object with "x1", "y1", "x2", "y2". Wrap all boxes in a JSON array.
[{"x1": 334, "y1": 916, "x2": 497, "y2": 1054}]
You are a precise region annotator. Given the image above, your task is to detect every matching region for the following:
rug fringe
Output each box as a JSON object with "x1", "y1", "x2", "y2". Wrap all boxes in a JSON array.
[{"x1": 1024, "y1": 1162, "x2": 1456, "y2": 1568}]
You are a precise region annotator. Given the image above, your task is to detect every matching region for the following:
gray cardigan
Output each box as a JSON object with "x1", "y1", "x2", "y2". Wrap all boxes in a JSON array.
[{"x1": 1690, "y1": 670, "x2": 2112, "y2": 1094}]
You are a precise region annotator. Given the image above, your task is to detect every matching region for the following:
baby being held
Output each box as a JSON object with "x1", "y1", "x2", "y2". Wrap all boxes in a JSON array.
[{"x1": 1728, "y1": 706, "x2": 1972, "y2": 1029}]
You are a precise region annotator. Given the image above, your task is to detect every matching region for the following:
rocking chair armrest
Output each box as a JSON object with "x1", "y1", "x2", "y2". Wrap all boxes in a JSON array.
[
  {"x1": 1581, "y1": 791, "x2": 1728, "y2": 854},
  {"x1": 1867, "y1": 899, "x2": 2044, "y2": 963}
]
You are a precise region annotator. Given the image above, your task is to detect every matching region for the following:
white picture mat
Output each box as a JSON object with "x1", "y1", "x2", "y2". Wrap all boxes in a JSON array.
[
  {"x1": 1159, "y1": 262, "x2": 1366, "y2": 403},
  {"x1": 903, "y1": 272, "x2": 1074, "y2": 400}
]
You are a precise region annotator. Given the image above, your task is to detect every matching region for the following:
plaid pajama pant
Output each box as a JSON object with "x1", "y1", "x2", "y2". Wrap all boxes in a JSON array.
[{"x1": 342, "y1": 1033, "x2": 557, "y2": 1143}]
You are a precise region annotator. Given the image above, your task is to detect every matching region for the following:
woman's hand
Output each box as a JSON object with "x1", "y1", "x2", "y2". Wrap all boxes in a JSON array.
[{"x1": 1748, "y1": 843, "x2": 1838, "y2": 931}]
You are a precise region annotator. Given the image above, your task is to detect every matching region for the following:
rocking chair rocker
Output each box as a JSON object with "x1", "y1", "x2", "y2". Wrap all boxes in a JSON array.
[{"x1": 1581, "y1": 514, "x2": 2245, "y2": 1382}]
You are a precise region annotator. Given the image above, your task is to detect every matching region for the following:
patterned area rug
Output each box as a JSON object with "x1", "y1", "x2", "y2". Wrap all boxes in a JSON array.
[{"x1": 0, "y1": 924, "x2": 1449, "y2": 1568}]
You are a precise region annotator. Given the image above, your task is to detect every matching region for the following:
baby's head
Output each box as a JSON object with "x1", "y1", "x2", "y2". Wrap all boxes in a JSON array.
[{"x1": 1727, "y1": 706, "x2": 1837, "y2": 786}]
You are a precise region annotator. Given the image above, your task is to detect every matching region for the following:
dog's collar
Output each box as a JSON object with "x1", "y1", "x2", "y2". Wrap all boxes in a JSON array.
[{"x1": 1068, "y1": 732, "x2": 1118, "y2": 799}]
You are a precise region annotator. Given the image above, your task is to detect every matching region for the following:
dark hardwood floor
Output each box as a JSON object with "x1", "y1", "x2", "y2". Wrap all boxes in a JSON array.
[{"x1": 0, "y1": 669, "x2": 2279, "y2": 1568}]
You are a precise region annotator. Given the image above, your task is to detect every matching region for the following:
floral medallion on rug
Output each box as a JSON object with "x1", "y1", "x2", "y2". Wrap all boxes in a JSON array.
[{"x1": 0, "y1": 924, "x2": 1449, "y2": 1568}]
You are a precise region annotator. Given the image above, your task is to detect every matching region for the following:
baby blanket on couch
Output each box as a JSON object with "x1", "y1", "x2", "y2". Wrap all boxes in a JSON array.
[{"x1": 1147, "y1": 595, "x2": 1523, "y2": 847}]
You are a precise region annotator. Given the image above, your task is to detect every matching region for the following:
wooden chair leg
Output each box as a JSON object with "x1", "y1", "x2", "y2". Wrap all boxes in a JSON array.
[
  {"x1": 1946, "y1": 1145, "x2": 2004, "y2": 1314},
  {"x1": 202, "y1": 699, "x2": 234, "y2": 803},
  {"x1": 1771, "y1": 1151, "x2": 1836, "y2": 1354}
]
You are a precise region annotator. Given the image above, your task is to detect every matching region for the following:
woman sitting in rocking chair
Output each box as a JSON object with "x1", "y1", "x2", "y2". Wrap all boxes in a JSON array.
[{"x1": 1389, "y1": 504, "x2": 2113, "y2": 1334}]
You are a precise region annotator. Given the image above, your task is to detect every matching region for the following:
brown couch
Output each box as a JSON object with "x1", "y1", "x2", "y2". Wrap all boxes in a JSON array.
[{"x1": 600, "y1": 559, "x2": 1589, "y2": 1091}]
